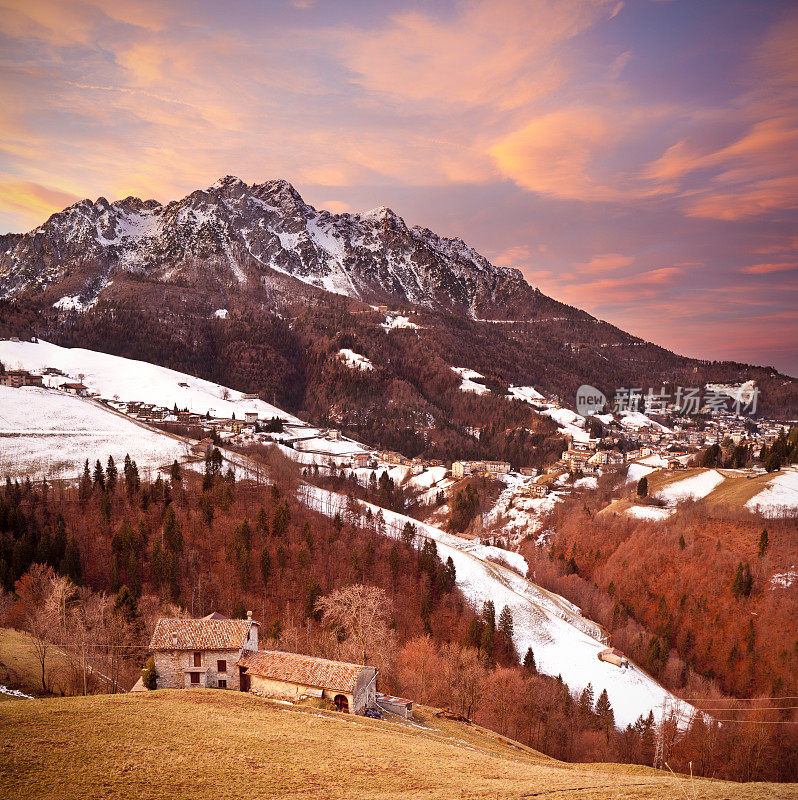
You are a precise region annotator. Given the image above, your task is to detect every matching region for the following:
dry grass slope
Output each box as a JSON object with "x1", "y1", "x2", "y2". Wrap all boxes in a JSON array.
[{"x1": 1, "y1": 691, "x2": 795, "y2": 800}]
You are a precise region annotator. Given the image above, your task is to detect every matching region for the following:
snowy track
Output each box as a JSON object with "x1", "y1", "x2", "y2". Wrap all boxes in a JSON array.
[{"x1": 298, "y1": 483, "x2": 696, "y2": 728}]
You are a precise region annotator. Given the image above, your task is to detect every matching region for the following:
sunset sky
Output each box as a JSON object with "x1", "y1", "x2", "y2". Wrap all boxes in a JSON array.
[{"x1": 1, "y1": 0, "x2": 796, "y2": 374}]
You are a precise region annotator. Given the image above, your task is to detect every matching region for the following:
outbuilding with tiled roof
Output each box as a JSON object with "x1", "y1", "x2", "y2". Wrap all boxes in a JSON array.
[{"x1": 237, "y1": 650, "x2": 377, "y2": 714}]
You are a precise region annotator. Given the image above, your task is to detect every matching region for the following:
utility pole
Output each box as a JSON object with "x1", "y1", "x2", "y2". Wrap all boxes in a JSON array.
[{"x1": 82, "y1": 641, "x2": 87, "y2": 696}]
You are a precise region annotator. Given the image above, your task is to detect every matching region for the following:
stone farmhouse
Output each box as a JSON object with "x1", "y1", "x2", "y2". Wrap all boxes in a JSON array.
[
  {"x1": 146, "y1": 613, "x2": 379, "y2": 715},
  {"x1": 148, "y1": 613, "x2": 260, "y2": 690},
  {"x1": 238, "y1": 650, "x2": 377, "y2": 714}
]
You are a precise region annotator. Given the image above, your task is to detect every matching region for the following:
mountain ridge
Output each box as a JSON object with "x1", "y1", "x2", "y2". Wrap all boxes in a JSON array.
[{"x1": 1, "y1": 175, "x2": 579, "y2": 323}]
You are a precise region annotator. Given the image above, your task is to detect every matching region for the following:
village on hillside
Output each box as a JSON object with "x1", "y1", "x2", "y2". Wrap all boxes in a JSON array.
[{"x1": 1, "y1": 338, "x2": 793, "y2": 511}]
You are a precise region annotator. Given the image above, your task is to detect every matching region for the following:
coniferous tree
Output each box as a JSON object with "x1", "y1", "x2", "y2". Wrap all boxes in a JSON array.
[
  {"x1": 636, "y1": 476, "x2": 648, "y2": 498},
  {"x1": 61, "y1": 537, "x2": 82, "y2": 583},
  {"x1": 93, "y1": 459, "x2": 105, "y2": 491},
  {"x1": 595, "y1": 688, "x2": 614, "y2": 737},
  {"x1": 523, "y1": 647, "x2": 537, "y2": 673},
  {"x1": 105, "y1": 455, "x2": 117, "y2": 493},
  {"x1": 498, "y1": 605, "x2": 514, "y2": 642}
]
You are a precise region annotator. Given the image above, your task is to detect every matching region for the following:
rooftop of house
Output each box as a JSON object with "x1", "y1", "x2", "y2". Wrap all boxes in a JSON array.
[
  {"x1": 149, "y1": 615, "x2": 257, "y2": 652},
  {"x1": 238, "y1": 650, "x2": 374, "y2": 694}
]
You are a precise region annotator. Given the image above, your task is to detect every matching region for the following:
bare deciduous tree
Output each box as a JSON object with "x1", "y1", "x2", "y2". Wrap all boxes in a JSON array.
[{"x1": 315, "y1": 584, "x2": 391, "y2": 665}]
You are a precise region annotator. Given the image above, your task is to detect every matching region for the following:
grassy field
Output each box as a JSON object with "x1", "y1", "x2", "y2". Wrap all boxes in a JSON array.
[
  {"x1": 0, "y1": 690, "x2": 795, "y2": 800},
  {"x1": 0, "y1": 627, "x2": 76, "y2": 698}
]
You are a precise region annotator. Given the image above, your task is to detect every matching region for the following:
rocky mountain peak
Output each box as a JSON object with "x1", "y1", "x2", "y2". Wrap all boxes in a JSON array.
[{"x1": 0, "y1": 177, "x2": 577, "y2": 322}]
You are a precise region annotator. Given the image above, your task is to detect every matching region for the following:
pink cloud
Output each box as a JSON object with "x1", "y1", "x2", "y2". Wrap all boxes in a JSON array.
[
  {"x1": 740, "y1": 261, "x2": 798, "y2": 275},
  {"x1": 577, "y1": 253, "x2": 635, "y2": 273}
]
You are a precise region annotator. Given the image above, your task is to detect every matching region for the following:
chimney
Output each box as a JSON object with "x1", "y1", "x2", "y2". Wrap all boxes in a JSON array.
[
  {"x1": 172, "y1": 632, "x2": 178, "y2": 647},
  {"x1": 246, "y1": 610, "x2": 252, "y2": 620}
]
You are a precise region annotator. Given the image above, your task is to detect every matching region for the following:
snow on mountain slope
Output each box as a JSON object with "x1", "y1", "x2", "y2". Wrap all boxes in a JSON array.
[
  {"x1": 0, "y1": 176, "x2": 562, "y2": 321},
  {"x1": 625, "y1": 455, "x2": 668, "y2": 483},
  {"x1": 338, "y1": 349, "x2": 374, "y2": 372},
  {"x1": 0, "y1": 339, "x2": 301, "y2": 423},
  {"x1": 540, "y1": 406, "x2": 590, "y2": 443},
  {"x1": 452, "y1": 367, "x2": 489, "y2": 395},
  {"x1": 619, "y1": 411, "x2": 672, "y2": 432},
  {"x1": 0, "y1": 385, "x2": 186, "y2": 479},
  {"x1": 507, "y1": 385, "x2": 545, "y2": 404},
  {"x1": 300, "y1": 483, "x2": 694, "y2": 728},
  {"x1": 655, "y1": 469, "x2": 725, "y2": 504},
  {"x1": 626, "y1": 505, "x2": 675, "y2": 521},
  {"x1": 745, "y1": 468, "x2": 798, "y2": 518}
]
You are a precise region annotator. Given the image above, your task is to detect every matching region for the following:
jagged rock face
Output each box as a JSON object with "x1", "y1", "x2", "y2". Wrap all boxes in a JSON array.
[{"x1": 0, "y1": 176, "x2": 577, "y2": 320}]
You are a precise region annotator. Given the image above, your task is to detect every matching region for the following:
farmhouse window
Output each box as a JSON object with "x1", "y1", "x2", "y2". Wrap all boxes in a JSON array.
[
  {"x1": 217, "y1": 660, "x2": 227, "y2": 674},
  {"x1": 193, "y1": 651, "x2": 201, "y2": 667},
  {"x1": 190, "y1": 672, "x2": 200, "y2": 685},
  {"x1": 218, "y1": 680, "x2": 227, "y2": 689}
]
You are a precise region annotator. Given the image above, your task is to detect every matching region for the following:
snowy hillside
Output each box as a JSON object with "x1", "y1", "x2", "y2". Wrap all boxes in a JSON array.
[
  {"x1": 0, "y1": 385, "x2": 186, "y2": 479},
  {"x1": 0, "y1": 339, "x2": 301, "y2": 423},
  {"x1": 745, "y1": 468, "x2": 798, "y2": 518},
  {"x1": 300, "y1": 483, "x2": 695, "y2": 728}
]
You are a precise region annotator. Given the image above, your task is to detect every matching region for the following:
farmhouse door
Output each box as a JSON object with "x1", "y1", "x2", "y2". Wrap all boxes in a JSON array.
[{"x1": 239, "y1": 667, "x2": 250, "y2": 692}]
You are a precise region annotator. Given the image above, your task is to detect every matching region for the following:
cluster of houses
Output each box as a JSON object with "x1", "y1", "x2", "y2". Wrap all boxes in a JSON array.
[
  {"x1": 0, "y1": 369, "x2": 43, "y2": 388},
  {"x1": 0, "y1": 368, "x2": 90, "y2": 396},
  {"x1": 106, "y1": 399, "x2": 264, "y2": 435},
  {"x1": 140, "y1": 612, "x2": 412, "y2": 719},
  {"x1": 451, "y1": 460, "x2": 511, "y2": 480},
  {"x1": 351, "y1": 451, "x2": 445, "y2": 475}
]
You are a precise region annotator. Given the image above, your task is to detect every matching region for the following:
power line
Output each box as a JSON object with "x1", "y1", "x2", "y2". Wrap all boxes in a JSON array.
[
  {"x1": 675, "y1": 695, "x2": 798, "y2": 701},
  {"x1": 694, "y1": 706, "x2": 798, "y2": 711},
  {"x1": 705, "y1": 719, "x2": 798, "y2": 725}
]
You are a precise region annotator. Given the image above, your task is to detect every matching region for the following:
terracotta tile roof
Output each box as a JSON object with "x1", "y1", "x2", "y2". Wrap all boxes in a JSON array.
[
  {"x1": 238, "y1": 650, "x2": 373, "y2": 693},
  {"x1": 149, "y1": 617, "x2": 256, "y2": 651}
]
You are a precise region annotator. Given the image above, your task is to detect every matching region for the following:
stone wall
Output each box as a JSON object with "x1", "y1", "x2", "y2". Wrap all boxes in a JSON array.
[
  {"x1": 154, "y1": 648, "x2": 242, "y2": 690},
  {"x1": 352, "y1": 666, "x2": 378, "y2": 714}
]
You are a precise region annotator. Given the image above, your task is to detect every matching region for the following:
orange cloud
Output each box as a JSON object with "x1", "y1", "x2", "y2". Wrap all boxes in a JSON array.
[
  {"x1": 341, "y1": 0, "x2": 619, "y2": 112},
  {"x1": 492, "y1": 245, "x2": 533, "y2": 267},
  {"x1": 319, "y1": 199, "x2": 351, "y2": 214},
  {"x1": 740, "y1": 261, "x2": 798, "y2": 275},
  {"x1": 577, "y1": 253, "x2": 635, "y2": 273},
  {"x1": 0, "y1": 181, "x2": 80, "y2": 228}
]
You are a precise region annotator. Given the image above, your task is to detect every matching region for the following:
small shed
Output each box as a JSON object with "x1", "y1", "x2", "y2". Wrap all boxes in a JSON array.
[
  {"x1": 237, "y1": 650, "x2": 377, "y2": 714},
  {"x1": 376, "y1": 691, "x2": 413, "y2": 719},
  {"x1": 598, "y1": 647, "x2": 629, "y2": 668}
]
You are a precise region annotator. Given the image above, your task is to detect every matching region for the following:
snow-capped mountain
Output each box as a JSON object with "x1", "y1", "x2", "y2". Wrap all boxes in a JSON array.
[{"x1": 0, "y1": 176, "x2": 571, "y2": 320}]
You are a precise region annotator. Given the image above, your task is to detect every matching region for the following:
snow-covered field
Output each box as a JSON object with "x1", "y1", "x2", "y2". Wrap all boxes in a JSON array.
[
  {"x1": 382, "y1": 315, "x2": 419, "y2": 331},
  {"x1": 625, "y1": 454, "x2": 669, "y2": 484},
  {"x1": 300, "y1": 483, "x2": 694, "y2": 728},
  {"x1": 655, "y1": 470, "x2": 725, "y2": 504},
  {"x1": 0, "y1": 385, "x2": 187, "y2": 480},
  {"x1": 338, "y1": 348, "x2": 374, "y2": 372},
  {"x1": 293, "y1": 436, "x2": 367, "y2": 456},
  {"x1": 451, "y1": 367, "x2": 489, "y2": 395},
  {"x1": 539, "y1": 406, "x2": 590, "y2": 443},
  {"x1": 619, "y1": 411, "x2": 671, "y2": 432},
  {"x1": 0, "y1": 339, "x2": 301, "y2": 423},
  {"x1": 626, "y1": 505, "x2": 675, "y2": 521},
  {"x1": 506, "y1": 385, "x2": 545, "y2": 404},
  {"x1": 745, "y1": 469, "x2": 798, "y2": 518}
]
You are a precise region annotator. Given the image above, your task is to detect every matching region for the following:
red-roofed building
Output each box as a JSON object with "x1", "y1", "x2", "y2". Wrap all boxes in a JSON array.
[
  {"x1": 237, "y1": 650, "x2": 378, "y2": 714},
  {"x1": 148, "y1": 613, "x2": 259, "y2": 690}
]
